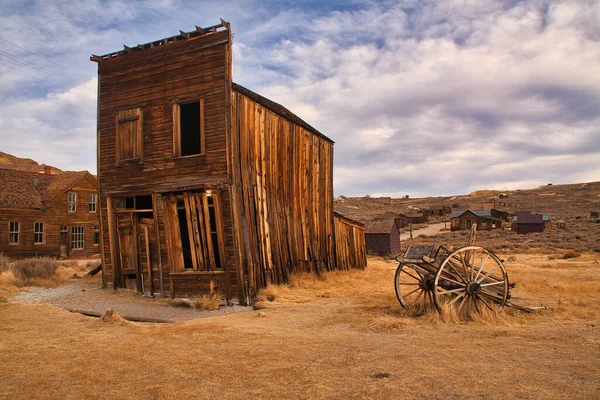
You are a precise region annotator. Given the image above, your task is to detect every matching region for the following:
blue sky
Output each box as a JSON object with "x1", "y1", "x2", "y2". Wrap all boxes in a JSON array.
[{"x1": 0, "y1": 0, "x2": 599, "y2": 197}]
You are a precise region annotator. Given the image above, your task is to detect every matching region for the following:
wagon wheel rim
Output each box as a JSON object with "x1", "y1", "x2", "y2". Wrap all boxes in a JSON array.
[
  {"x1": 432, "y1": 246, "x2": 509, "y2": 317},
  {"x1": 395, "y1": 263, "x2": 436, "y2": 312}
]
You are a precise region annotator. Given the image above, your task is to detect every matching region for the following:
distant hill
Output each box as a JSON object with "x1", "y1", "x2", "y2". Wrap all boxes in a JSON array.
[
  {"x1": 0, "y1": 151, "x2": 62, "y2": 174},
  {"x1": 334, "y1": 182, "x2": 600, "y2": 252}
]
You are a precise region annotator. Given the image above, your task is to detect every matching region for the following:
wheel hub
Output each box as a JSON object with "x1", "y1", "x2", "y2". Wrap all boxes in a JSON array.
[{"x1": 465, "y1": 281, "x2": 481, "y2": 295}]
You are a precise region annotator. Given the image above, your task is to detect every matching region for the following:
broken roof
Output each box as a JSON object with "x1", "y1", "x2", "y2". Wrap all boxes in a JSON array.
[
  {"x1": 364, "y1": 218, "x2": 400, "y2": 234},
  {"x1": 451, "y1": 210, "x2": 503, "y2": 221}
]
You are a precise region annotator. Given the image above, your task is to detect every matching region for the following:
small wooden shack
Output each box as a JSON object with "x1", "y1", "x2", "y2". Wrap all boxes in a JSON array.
[
  {"x1": 396, "y1": 212, "x2": 428, "y2": 227},
  {"x1": 0, "y1": 162, "x2": 99, "y2": 258},
  {"x1": 364, "y1": 218, "x2": 402, "y2": 255},
  {"x1": 511, "y1": 211, "x2": 549, "y2": 234},
  {"x1": 422, "y1": 205, "x2": 451, "y2": 216},
  {"x1": 451, "y1": 210, "x2": 503, "y2": 231},
  {"x1": 92, "y1": 21, "x2": 366, "y2": 305}
]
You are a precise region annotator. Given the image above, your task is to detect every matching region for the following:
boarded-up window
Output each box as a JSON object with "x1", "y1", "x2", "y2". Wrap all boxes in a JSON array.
[
  {"x1": 173, "y1": 99, "x2": 204, "y2": 157},
  {"x1": 34, "y1": 222, "x2": 44, "y2": 244},
  {"x1": 116, "y1": 108, "x2": 143, "y2": 163}
]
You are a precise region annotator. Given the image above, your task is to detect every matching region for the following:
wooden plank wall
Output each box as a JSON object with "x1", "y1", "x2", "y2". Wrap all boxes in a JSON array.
[
  {"x1": 230, "y1": 90, "x2": 363, "y2": 302},
  {"x1": 333, "y1": 214, "x2": 367, "y2": 271}
]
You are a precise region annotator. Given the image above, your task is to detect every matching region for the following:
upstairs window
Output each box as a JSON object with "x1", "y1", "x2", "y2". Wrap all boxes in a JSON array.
[
  {"x1": 173, "y1": 99, "x2": 205, "y2": 157},
  {"x1": 116, "y1": 108, "x2": 143, "y2": 164},
  {"x1": 88, "y1": 193, "x2": 97, "y2": 213},
  {"x1": 9, "y1": 221, "x2": 19, "y2": 244},
  {"x1": 34, "y1": 222, "x2": 44, "y2": 244},
  {"x1": 67, "y1": 192, "x2": 77, "y2": 212}
]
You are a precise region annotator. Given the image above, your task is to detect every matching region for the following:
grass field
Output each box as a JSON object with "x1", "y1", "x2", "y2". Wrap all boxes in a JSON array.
[{"x1": 1, "y1": 253, "x2": 599, "y2": 399}]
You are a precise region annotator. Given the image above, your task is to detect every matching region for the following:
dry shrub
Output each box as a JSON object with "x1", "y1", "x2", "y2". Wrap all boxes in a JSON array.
[
  {"x1": 0, "y1": 270, "x2": 17, "y2": 286},
  {"x1": 195, "y1": 294, "x2": 220, "y2": 311},
  {"x1": 562, "y1": 251, "x2": 581, "y2": 259}
]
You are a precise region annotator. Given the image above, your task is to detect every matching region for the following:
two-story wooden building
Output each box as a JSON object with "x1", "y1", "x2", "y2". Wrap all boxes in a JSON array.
[
  {"x1": 0, "y1": 163, "x2": 99, "y2": 258},
  {"x1": 92, "y1": 21, "x2": 366, "y2": 305}
]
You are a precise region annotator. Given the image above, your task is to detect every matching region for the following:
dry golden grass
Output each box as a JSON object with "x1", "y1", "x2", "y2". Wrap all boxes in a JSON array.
[
  {"x1": 195, "y1": 293, "x2": 220, "y2": 311},
  {"x1": 1, "y1": 253, "x2": 599, "y2": 399}
]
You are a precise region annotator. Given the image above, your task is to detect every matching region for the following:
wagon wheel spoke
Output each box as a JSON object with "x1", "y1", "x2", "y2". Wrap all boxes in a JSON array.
[
  {"x1": 457, "y1": 294, "x2": 468, "y2": 313},
  {"x1": 408, "y1": 290, "x2": 424, "y2": 308},
  {"x1": 473, "y1": 253, "x2": 489, "y2": 282},
  {"x1": 480, "y1": 280, "x2": 505, "y2": 287},
  {"x1": 404, "y1": 287, "x2": 421, "y2": 298},
  {"x1": 445, "y1": 259, "x2": 468, "y2": 283},
  {"x1": 438, "y1": 276, "x2": 466, "y2": 287},
  {"x1": 436, "y1": 287, "x2": 465, "y2": 296},
  {"x1": 397, "y1": 282, "x2": 420, "y2": 286},
  {"x1": 447, "y1": 291, "x2": 466, "y2": 306},
  {"x1": 477, "y1": 294, "x2": 496, "y2": 312},
  {"x1": 403, "y1": 269, "x2": 422, "y2": 282},
  {"x1": 477, "y1": 264, "x2": 500, "y2": 284}
]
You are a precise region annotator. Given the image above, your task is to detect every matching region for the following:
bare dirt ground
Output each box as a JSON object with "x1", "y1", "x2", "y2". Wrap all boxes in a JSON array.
[
  {"x1": 399, "y1": 222, "x2": 448, "y2": 241},
  {"x1": 11, "y1": 278, "x2": 251, "y2": 322},
  {"x1": 2, "y1": 253, "x2": 599, "y2": 399}
]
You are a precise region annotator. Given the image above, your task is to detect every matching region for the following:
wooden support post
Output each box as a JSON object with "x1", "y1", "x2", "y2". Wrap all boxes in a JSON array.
[
  {"x1": 143, "y1": 225, "x2": 153, "y2": 296},
  {"x1": 152, "y1": 193, "x2": 165, "y2": 297}
]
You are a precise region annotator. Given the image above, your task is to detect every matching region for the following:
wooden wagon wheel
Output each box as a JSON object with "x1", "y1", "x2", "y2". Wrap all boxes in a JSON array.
[
  {"x1": 394, "y1": 263, "x2": 436, "y2": 311},
  {"x1": 432, "y1": 246, "x2": 509, "y2": 316}
]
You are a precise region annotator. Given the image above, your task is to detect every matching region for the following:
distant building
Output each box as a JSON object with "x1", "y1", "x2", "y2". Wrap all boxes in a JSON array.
[
  {"x1": 396, "y1": 212, "x2": 428, "y2": 227},
  {"x1": 451, "y1": 210, "x2": 504, "y2": 231},
  {"x1": 364, "y1": 218, "x2": 402, "y2": 255},
  {"x1": 422, "y1": 204, "x2": 451, "y2": 216},
  {"x1": 512, "y1": 211, "x2": 551, "y2": 234},
  {"x1": 0, "y1": 167, "x2": 99, "y2": 258}
]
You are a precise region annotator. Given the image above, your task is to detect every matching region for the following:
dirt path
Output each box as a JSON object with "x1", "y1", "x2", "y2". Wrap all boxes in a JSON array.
[
  {"x1": 400, "y1": 222, "x2": 448, "y2": 241},
  {"x1": 11, "y1": 279, "x2": 252, "y2": 322}
]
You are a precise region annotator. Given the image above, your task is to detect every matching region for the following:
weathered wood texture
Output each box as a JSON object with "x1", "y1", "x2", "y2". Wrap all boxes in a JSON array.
[
  {"x1": 333, "y1": 212, "x2": 366, "y2": 271},
  {"x1": 0, "y1": 173, "x2": 99, "y2": 258},
  {"x1": 94, "y1": 23, "x2": 366, "y2": 304}
]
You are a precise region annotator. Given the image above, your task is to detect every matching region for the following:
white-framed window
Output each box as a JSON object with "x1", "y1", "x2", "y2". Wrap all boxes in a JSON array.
[
  {"x1": 34, "y1": 222, "x2": 44, "y2": 244},
  {"x1": 9, "y1": 221, "x2": 19, "y2": 244},
  {"x1": 71, "y1": 226, "x2": 84, "y2": 250},
  {"x1": 68, "y1": 192, "x2": 77, "y2": 212},
  {"x1": 88, "y1": 193, "x2": 97, "y2": 213}
]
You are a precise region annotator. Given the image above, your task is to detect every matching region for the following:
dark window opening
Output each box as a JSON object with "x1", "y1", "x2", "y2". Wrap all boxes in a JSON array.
[
  {"x1": 207, "y1": 198, "x2": 221, "y2": 269},
  {"x1": 124, "y1": 197, "x2": 135, "y2": 209},
  {"x1": 177, "y1": 204, "x2": 193, "y2": 269},
  {"x1": 94, "y1": 225, "x2": 100, "y2": 245},
  {"x1": 180, "y1": 101, "x2": 201, "y2": 156},
  {"x1": 135, "y1": 195, "x2": 153, "y2": 210}
]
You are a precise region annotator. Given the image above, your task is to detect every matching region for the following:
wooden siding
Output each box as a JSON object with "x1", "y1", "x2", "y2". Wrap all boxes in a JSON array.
[
  {"x1": 0, "y1": 176, "x2": 99, "y2": 258},
  {"x1": 97, "y1": 30, "x2": 232, "y2": 289},
  {"x1": 228, "y1": 90, "x2": 337, "y2": 302},
  {"x1": 333, "y1": 214, "x2": 366, "y2": 271}
]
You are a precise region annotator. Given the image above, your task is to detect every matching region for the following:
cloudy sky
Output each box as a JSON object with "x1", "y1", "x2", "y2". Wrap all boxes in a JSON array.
[{"x1": 0, "y1": 0, "x2": 599, "y2": 197}]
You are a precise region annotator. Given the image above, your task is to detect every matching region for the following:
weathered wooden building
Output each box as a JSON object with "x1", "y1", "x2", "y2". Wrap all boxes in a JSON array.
[
  {"x1": 0, "y1": 166, "x2": 99, "y2": 258},
  {"x1": 364, "y1": 218, "x2": 402, "y2": 255},
  {"x1": 451, "y1": 210, "x2": 504, "y2": 231},
  {"x1": 92, "y1": 21, "x2": 366, "y2": 304},
  {"x1": 396, "y1": 212, "x2": 428, "y2": 228},
  {"x1": 422, "y1": 205, "x2": 451, "y2": 216},
  {"x1": 511, "y1": 211, "x2": 551, "y2": 234}
]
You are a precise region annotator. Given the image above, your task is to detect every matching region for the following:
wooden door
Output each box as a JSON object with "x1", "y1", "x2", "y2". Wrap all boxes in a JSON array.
[{"x1": 117, "y1": 215, "x2": 139, "y2": 291}]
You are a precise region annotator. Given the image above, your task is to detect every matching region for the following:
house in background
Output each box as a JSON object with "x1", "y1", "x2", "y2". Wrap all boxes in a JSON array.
[
  {"x1": 0, "y1": 157, "x2": 99, "y2": 258},
  {"x1": 511, "y1": 211, "x2": 551, "y2": 234},
  {"x1": 422, "y1": 204, "x2": 451, "y2": 216},
  {"x1": 396, "y1": 212, "x2": 428, "y2": 227},
  {"x1": 364, "y1": 218, "x2": 402, "y2": 255},
  {"x1": 92, "y1": 21, "x2": 366, "y2": 304},
  {"x1": 451, "y1": 210, "x2": 504, "y2": 231}
]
